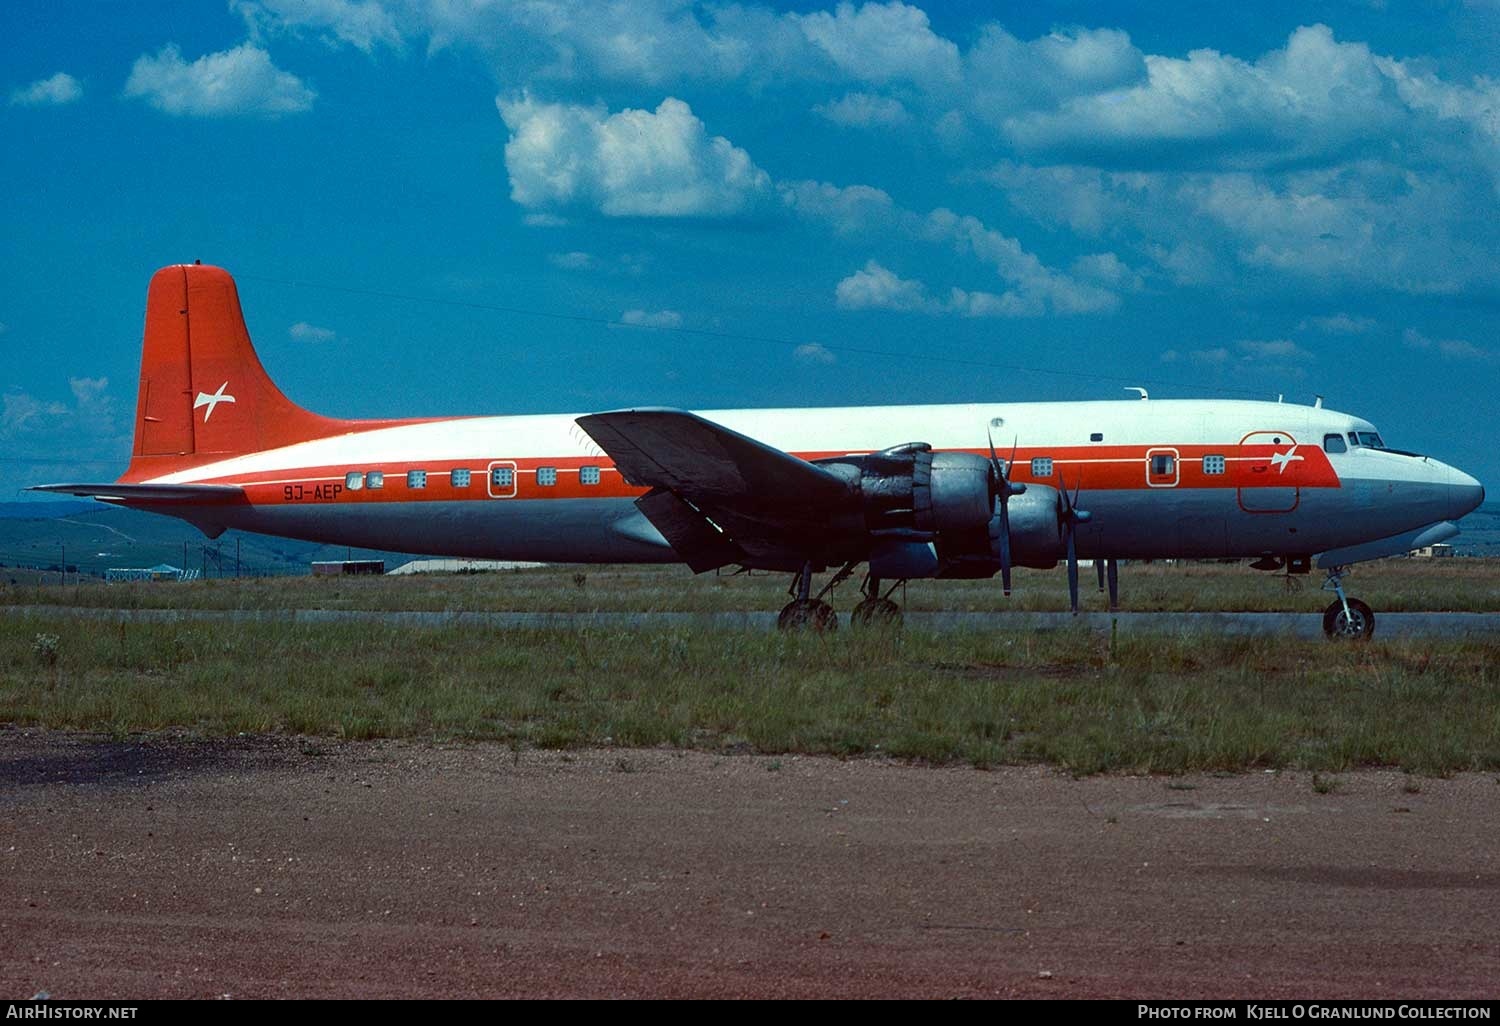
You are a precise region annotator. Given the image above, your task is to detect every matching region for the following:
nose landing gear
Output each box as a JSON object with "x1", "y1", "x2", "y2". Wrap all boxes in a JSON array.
[{"x1": 1321, "y1": 565, "x2": 1375, "y2": 640}]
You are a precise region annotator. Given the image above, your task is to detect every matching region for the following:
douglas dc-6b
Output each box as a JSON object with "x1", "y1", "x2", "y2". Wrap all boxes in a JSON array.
[{"x1": 36, "y1": 264, "x2": 1486, "y2": 637}]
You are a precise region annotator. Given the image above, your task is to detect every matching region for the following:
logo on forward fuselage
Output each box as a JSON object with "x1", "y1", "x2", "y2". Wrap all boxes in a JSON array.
[
  {"x1": 193, "y1": 381, "x2": 236, "y2": 422},
  {"x1": 1269, "y1": 446, "x2": 1304, "y2": 474}
]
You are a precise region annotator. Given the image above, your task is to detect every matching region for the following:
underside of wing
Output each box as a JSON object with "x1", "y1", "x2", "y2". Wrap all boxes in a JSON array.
[
  {"x1": 29, "y1": 482, "x2": 247, "y2": 504},
  {"x1": 578, "y1": 408, "x2": 859, "y2": 572}
]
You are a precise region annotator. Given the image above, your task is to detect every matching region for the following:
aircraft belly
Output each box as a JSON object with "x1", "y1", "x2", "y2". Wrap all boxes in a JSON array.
[
  {"x1": 225, "y1": 499, "x2": 679, "y2": 563},
  {"x1": 1076, "y1": 488, "x2": 1409, "y2": 559}
]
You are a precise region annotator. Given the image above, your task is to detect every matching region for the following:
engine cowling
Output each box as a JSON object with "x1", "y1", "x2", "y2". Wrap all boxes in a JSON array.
[
  {"x1": 827, "y1": 443, "x2": 993, "y2": 534},
  {"x1": 816, "y1": 446, "x2": 1068, "y2": 579}
]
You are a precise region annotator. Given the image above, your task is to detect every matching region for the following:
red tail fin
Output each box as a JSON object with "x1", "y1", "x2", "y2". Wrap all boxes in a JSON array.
[{"x1": 123, "y1": 264, "x2": 401, "y2": 481}]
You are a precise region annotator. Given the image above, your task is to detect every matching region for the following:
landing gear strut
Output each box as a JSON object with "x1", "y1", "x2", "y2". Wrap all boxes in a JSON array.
[
  {"x1": 776, "y1": 560, "x2": 855, "y2": 632},
  {"x1": 1320, "y1": 565, "x2": 1374, "y2": 640},
  {"x1": 850, "y1": 575, "x2": 904, "y2": 629},
  {"x1": 1094, "y1": 558, "x2": 1120, "y2": 612}
]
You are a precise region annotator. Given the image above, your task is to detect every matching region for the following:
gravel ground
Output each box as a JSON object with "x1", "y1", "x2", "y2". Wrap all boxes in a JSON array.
[{"x1": 1, "y1": 729, "x2": 1497, "y2": 999}]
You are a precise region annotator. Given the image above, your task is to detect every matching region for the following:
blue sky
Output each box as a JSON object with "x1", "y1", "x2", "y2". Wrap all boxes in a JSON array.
[{"x1": 3, "y1": 0, "x2": 1498, "y2": 499}]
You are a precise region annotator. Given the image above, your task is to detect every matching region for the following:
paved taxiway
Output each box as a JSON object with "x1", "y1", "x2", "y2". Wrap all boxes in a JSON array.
[
  {"x1": 2, "y1": 734, "x2": 1496, "y2": 998},
  {"x1": 4, "y1": 605, "x2": 1497, "y2": 637}
]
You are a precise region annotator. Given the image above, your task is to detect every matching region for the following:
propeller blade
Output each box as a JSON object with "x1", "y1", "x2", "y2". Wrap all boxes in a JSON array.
[{"x1": 987, "y1": 425, "x2": 1017, "y2": 597}]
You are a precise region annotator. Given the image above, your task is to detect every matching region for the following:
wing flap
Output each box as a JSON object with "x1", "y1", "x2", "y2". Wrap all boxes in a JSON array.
[{"x1": 634, "y1": 488, "x2": 747, "y2": 573}]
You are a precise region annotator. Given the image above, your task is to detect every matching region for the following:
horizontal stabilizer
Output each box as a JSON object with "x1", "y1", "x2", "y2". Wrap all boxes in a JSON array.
[{"x1": 29, "y1": 482, "x2": 246, "y2": 504}]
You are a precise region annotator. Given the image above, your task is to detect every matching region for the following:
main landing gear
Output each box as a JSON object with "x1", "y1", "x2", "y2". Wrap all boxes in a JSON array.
[
  {"x1": 851, "y1": 575, "x2": 903, "y2": 628},
  {"x1": 1321, "y1": 565, "x2": 1374, "y2": 640},
  {"x1": 777, "y1": 563, "x2": 905, "y2": 631}
]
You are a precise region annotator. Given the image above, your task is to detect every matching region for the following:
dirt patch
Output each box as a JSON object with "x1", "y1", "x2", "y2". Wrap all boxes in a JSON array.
[{"x1": 2, "y1": 729, "x2": 1497, "y2": 998}]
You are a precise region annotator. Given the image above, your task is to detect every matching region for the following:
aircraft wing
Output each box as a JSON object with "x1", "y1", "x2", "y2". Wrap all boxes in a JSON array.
[
  {"x1": 29, "y1": 483, "x2": 247, "y2": 504},
  {"x1": 577, "y1": 408, "x2": 858, "y2": 571},
  {"x1": 576, "y1": 409, "x2": 853, "y2": 508}
]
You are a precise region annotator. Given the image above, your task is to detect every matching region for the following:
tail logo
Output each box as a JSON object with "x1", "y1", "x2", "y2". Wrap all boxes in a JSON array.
[{"x1": 193, "y1": 381, "x2": 236, "y2": 422}]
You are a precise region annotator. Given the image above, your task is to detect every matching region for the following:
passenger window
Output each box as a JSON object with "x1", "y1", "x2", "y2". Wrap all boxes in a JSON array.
[
  {"x1": 366, "y1": 471, "x2": 384, "y2": 489},
  {"x1": 1150, "y1": 454, "x2": 1175, "y2": 476},
  {"x1": 451, "y1": 469, "x2": 471, "y2": 488},
  {"x1": 491, "y1": 467, "x2": 514, "y2": 488},
  {"x1": 580, "y1": 466, "x2": 601, "y2": 486},
  {"x1": 345, "y1": 471, "x2": 364, "y2": 491},
  {"x1": 1030, "y1": 457, "x2": 1053, "y2": 477},
  {"x1": 537, "y1": 467, "x2": 557, "y2": 487},
  {"x1": 407, "y1": 470, "x2": 427, "y2": 489},
  {"x1": 1323, "y1": 434, "x2": 1347, "y2": 454},
  {"x1": 1203, "y1": 455, "x2": 1226, "y2": 475},
  {"x1": 1089, "y1": 432, "x2": 1104, "y2": 442}
]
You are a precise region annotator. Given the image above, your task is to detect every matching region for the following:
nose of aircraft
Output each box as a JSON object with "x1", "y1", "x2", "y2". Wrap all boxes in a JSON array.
[{"x1": 1449, "y1": 465, "x2": 1485, "y2": 521}]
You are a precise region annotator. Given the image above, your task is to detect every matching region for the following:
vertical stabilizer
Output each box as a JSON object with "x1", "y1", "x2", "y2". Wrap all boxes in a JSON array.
[{"x1": 122, "y1": 264, "x2": 403, "y2": 482}]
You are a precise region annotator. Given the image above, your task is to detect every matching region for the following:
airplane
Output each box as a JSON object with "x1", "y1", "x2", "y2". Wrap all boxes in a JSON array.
[{"x1": 34, "y1": 263, "x2": 1486, "y2": 638}]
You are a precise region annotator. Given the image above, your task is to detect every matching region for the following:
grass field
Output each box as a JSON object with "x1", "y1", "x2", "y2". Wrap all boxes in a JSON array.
[
  {"x1": 4, "y1": 561, "x2": 1496, "y2": 775},
  {"x1": 4, "y1": 557, "x2": 1500, "y2": 613},
  {"x1": 3, "y1": 608, "x2": 1497, "y2": 776}
]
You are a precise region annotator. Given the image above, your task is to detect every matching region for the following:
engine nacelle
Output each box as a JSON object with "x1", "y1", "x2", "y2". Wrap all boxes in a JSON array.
[
  {"x1": 816, "y1": 446, "x2": 1065, "y2": 579},
  {"x1": 823, "y1": 444, "x2": 994, "y2": 535},
  {"x1": 1004, "y1": 485, "x2": 1066, "y2": 568},
  {"x1": 933, "y1": 484, "x2": 1066, "y2": 577}
]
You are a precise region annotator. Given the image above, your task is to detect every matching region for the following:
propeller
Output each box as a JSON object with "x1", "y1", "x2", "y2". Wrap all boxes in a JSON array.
[
  {"x1": 1058, "y1": 473, "x2": 1092, "y2": 614},
  {"x1": 986, "y1": 428, "x2": 1026, "y2": 595}
]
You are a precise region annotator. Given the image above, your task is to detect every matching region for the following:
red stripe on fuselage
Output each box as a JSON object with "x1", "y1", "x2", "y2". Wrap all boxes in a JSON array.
[{"x1": 166, "y1": 442, "x2": 1340, "y2": 507}]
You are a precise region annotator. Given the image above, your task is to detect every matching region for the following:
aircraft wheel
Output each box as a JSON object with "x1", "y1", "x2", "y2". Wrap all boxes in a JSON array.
[
  {"x1": 777, "y1": 599, "x2": 838, "y2": 632},
  {"x1": 1322, "y1": 598, "x2": 1375, "y2": 640},
  {"x1": 850, "y1": 597, "x2": 902, "y2": 630}
]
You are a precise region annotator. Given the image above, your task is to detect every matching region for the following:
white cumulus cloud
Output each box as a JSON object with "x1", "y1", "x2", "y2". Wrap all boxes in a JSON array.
[
  {"x1": 289, "y1": 321, "x2": 336, "y2": 342},
  {"x1": 794, "y1": 343, "x2": 838, "y2": 365},
  {"x1": 1403, "y1": 328, "x2": 1491, "y2": 361},
  {"x1": 124, "y1": 43, "x2": 315, "y2": 117},
  {"x1": 548, "y1": 251, "x2": 594, "y2": 270},
  {"x1": 621, "y1": 309, "x2": 683, "y2": 328},
  {"x1": 498, "y1": 95, "x2": 771, "y2": 218},
  {"x1": 792, "y1": 2, "x2": 960, "y2": 86},
  {"x1": 233, "y1": 0, "x2": 404, "y2": 54},
  {"x1": 813, "y1": 92, "x2": 909, "y2": 128},
  {"x1": 10, "y1": 72, "x2": 83, "y2": 107}
]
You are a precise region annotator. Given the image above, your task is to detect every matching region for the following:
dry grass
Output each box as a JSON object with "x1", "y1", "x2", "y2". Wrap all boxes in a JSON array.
[
  {"x1": 3, "y1": 557, "x2": 1499, "y2": 614},
  {"x1": 2, "y1": 613, "x2": 1496, "y2": 775}
]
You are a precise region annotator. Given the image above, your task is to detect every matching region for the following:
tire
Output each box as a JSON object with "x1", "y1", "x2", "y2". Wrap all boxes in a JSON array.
[
  {"x1": 1322, "y1": 598, "x2": 1375, "y2": 640},
  {"x1": 850, "y1": 597, "x2": 902, "y2": 630},
  {"x1": 777, "y1": 599, "x2": 838, "y2": 632}
]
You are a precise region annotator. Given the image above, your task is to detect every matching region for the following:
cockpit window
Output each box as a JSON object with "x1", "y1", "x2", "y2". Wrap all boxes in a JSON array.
[
  {"x1": 1358, "y1": 432, "x2": 1385, "y2": 449},
  {"x1": 1323, "y1": 433, "x2": 1347, "y2": 454}
]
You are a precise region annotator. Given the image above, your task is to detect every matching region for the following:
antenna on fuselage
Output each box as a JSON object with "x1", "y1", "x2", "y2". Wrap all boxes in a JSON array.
[
  {"x1": 1314, "y1": 395, "x2": 1324, "y2": 408},
  {"x1": 1124, "y1": 387, "x2": 1148, "y2": 400}
]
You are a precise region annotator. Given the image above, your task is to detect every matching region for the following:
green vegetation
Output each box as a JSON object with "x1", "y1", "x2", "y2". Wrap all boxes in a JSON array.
[
  {"x1": 3, "y1": 614, "x2": 1496, "y2": 775},
  {"x1": 4, "y1": 557, "x2": 1500, "y2": 613}
]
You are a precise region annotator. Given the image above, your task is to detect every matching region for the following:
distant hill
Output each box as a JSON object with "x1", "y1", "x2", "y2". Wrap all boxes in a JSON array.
[
  {"x1": 0, "y1": 501, "x2": 96, "y2": 520},
  {"x1": 1457, "y1": 505, "x2": 1500, "y2": 556},
  {"x1": 0, "y1": 503, "x2": 425, "y2": 579}
]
